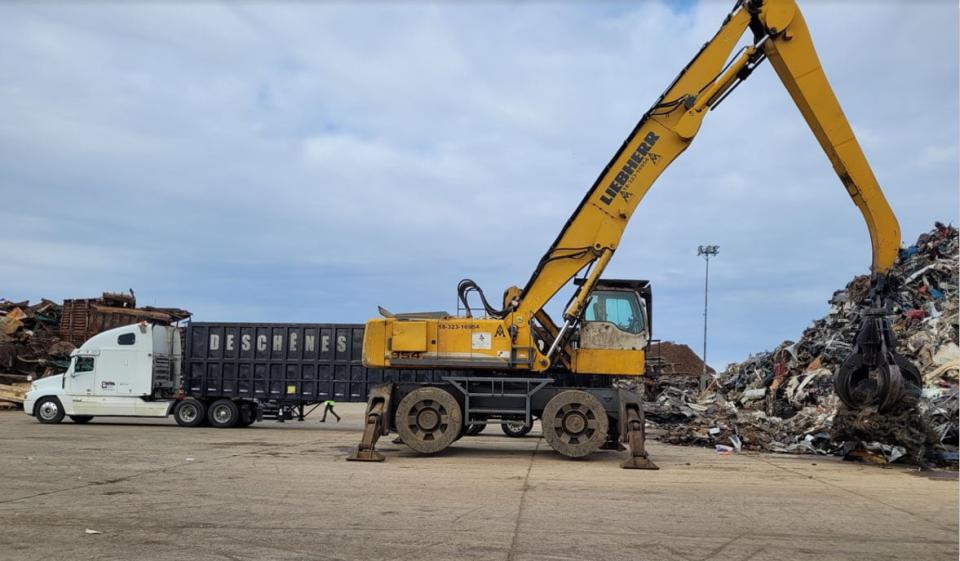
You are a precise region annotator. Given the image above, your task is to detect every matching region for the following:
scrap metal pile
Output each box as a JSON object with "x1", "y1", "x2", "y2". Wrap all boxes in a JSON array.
[
  {"x1": 0, "y1": 299, "x2": 74, "y2": 408},
  {"x1": 645, "y1": 223, "x2": 959, "y2": 465},
  {"x1": 0, "y1": 291, "x2": 190, "y2": 408}
]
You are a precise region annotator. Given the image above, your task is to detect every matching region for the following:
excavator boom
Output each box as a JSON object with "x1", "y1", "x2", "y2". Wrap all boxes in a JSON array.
[
  {"x1": 519, "y1": 0, "x2": 901, "y2": 330},
  {"x1": 352, "y1": 0, "x2": 917, "y2": 466},
  {"x1": 362, "y1": 0, "x2": 916, "y2": 409}
]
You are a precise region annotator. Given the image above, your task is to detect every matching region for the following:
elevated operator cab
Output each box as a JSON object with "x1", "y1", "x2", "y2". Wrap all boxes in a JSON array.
[{"x1": 573, "y1": 279, "x2": 651, "y2": 376}]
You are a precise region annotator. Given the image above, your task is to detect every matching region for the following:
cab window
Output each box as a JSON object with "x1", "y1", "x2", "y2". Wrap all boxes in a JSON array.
[
  {"x1": 75, "y1": 356, "x2": 95, "y2": 373},
  {"x1": 584, "y1": 291, "x2": 645, "y2": 334},
  {"x1": 118, "y1": 333, "x2": 135, "y2": 345}
]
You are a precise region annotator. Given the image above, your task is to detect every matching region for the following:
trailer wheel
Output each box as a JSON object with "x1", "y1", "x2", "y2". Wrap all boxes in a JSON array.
[
  {"x1": 69, "y1": 415, "x2": 94, "y2": 424},
  {"x1": 501, "y1": 421, "x2": 532, "y2": 437},
  {"x1": 173, "y1": 398, "x2": 207, "y2": 427},
  {"x1": 208, "y1": 399, "x2": 240, "y2": 428},
  {"x1": 395, "y1": 387, "x2": 462, "y2": 454},
  {"x1": 542, "y1": 390, "x2": 608, "y2": 458},
  {"x1": 466, "y1": 423, "x2": 486, "y2": 436},
  {"x1": 35, "y1": 397, "x2": 65, "y2": 424}
]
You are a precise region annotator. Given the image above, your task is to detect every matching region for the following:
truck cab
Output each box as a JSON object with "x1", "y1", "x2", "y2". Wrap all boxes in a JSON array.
[{"x1": 24, "y1": 323, "x2": 182, "y2": 423}]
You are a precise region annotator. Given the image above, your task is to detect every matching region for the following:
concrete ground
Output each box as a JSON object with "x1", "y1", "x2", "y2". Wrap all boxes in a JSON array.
[{"x1": 0, "y1": 404, "x2": 956, "y2": 561}]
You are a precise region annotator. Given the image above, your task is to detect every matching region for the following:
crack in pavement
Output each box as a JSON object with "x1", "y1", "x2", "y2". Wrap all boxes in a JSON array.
[{"x1": 507, "y1": 437, "x2": 540, "y2": 561}]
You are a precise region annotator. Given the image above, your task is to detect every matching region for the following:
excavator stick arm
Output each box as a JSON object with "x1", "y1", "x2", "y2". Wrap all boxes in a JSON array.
[{"x1": 750, "y1": 0, "x2": 900, "y2": 275}]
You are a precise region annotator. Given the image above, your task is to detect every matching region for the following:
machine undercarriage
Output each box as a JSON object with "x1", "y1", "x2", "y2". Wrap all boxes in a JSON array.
[{"x1": 347, "y1": 374, "x2": 657, "y2": 469}]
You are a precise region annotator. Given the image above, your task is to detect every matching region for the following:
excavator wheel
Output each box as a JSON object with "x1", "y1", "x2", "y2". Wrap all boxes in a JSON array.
[
  {"x1": 395, "y1": 387, "x2": 463, "y2": 454},
  {"x1": 542, "y1": 390, "x2": 608, "y2": 458}
]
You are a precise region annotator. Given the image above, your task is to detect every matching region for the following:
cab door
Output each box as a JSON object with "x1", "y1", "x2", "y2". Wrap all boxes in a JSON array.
[
  {"x1": 574, "y1": 289, "x2": 649, "y2": 375},
  {"x1": 65, "y1": 354, "x2": 99, "y2": 414}
]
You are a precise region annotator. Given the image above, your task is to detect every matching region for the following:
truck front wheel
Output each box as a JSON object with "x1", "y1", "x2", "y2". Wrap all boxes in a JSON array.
[
  {"x1": 173, "y1": 399, "x2": 207, "y2": 427},
  {"x1": 35, "y1": 397, "x2": 65, "y2": 424},
  {"x1": 208, "y1": 399, "x2": 240, "y2": 428}
]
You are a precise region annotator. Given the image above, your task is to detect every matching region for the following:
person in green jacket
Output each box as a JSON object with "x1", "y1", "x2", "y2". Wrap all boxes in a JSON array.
[{"x1": 320, "y1": 399, "x2": 340, "y2": 422}]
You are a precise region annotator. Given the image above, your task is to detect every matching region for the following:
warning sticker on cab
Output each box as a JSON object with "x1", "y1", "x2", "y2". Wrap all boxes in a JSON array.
[{"x1": 471, "y1": 332, "x2": 492, "y2": 350}]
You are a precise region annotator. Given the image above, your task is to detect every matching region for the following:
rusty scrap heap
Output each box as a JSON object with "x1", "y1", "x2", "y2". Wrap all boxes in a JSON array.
[
  {"x1": 0, "y1": 299, "x2": 74, "y2": 378},
  {"x1": 0, "y1": 299, "x2": 74, "y2": 407},
  {"x1": 646, "y1": 223, "x2": 959, "y2": 465},
  {"x1": 0, "y1": 291, "x2": 190, "y2": 407}
]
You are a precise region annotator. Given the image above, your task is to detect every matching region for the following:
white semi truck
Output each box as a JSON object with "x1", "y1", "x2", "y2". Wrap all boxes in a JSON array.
[
  {"x1": 23, "y1": 321, "x2": 450, "y2": 428},
  {"x1": 24, "y1": 322, "x2": 219, "y2": 426}
]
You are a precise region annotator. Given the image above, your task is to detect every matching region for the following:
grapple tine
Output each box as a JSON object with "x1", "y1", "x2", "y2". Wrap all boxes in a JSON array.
[{"x1": 834, "y1": 276, "x2": 921, "y2": 411}]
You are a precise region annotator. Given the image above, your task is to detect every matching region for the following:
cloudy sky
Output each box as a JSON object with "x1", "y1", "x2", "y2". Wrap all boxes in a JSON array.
[{"x1": 1, "y1": 0, "x2": 957, "y2": 368}]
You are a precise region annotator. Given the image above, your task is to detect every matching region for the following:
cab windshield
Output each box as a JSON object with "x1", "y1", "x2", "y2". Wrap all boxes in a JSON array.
[{"x1": 584, "y1": 290, "x2": 645, "y2": 334}]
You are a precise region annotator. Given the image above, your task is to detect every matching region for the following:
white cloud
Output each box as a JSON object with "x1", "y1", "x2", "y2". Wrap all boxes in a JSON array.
[{"x1": 0, "y1": 0, "x2": 956, "y2": 367}]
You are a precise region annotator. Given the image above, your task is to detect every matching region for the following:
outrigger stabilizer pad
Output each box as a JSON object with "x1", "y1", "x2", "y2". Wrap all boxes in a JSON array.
[
  {"x1": 619, "y1": 393, "x2": 659, "y2": 470},
  {"x1": 346, "y1": 383, "x2": 395, "y2": 463},
  {"x1": 347, "y1": 449, "x2": 385, "y2": 462},
  {"x1": 621, "y1": 456, "x2": 659, "y2": 470}
]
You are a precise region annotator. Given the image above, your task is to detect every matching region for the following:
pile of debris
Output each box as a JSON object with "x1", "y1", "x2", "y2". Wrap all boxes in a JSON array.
[
  {"x1": 59, "y1": 290, "x2": 191, "y2": 346},
  {"x1": 647, "y1": 341, "x2": 714, "y2": 377},
  {"x1": 645, "y1": 223, "x2": 959, "y2": 466},
  {"x1": 0, "y1": 299, "x2": 74, "y2": 409},
  {"x1": 0, "y1": 291, "x2": 191, "y2": 409}
]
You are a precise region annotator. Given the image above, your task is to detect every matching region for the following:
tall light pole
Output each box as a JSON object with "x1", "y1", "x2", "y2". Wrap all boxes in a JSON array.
[{"x1": 697, "y1": 245, "x2": 719, "y2": 391}]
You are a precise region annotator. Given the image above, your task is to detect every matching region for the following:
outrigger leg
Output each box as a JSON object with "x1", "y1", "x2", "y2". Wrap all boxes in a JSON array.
[
  {"x1": 347, "y1": 383, "x2": 395, "y2": 462},
  {"x1": 618, "y1": 390, "x2": 658, "y2": 470}
]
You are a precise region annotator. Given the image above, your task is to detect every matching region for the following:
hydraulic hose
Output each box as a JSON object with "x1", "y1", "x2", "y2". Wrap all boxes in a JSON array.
[{"x1": 457, "y1": 279, "x2": 511, "y2": 319}]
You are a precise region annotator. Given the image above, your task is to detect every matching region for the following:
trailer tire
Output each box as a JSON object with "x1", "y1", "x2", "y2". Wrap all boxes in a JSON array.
[
  {"x1": 501, "y1": 421, "x2": 532, "y2": 437},
  {"x1": 35, "y1": 397, "x2": 65, "y2": 424},
  {"x1": 70, "y1": 415, "x2": 94, "y2": 424},
  {"x1": 466, "y1": 423, "x2": 485, "y2": 436},
  {"x1": 208, "y1": 399, "x2": 240, "y2": 428},
  {"x1": 173, "y1": 399, "x2": 207, "y2": 427}
]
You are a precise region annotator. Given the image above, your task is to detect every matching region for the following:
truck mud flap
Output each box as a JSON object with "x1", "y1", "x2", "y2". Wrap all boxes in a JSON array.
[{"x1": 347, "y1": 383, "x2": 395, "y2": 463}]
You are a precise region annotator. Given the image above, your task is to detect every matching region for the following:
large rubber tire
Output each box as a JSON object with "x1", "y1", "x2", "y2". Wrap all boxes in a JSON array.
[
  {"x1": 501, "y1": 421, "x2": 532, "y2": 437},
  {"x1": 541, "y1": 390, "x2": 608, "y2": 458},
  {"x1": 208, "y1": 399, "x2": 240, "y2": 428},
  {"x1": 35, "y1": 397, "x2": 65, "y2": 424},
  {"x1": 69, "y1": 415, "x2": 94, "y2": 424},
  {"x1": 173, "y1": 398, "x2": 207, "y2": 427},
  {"x1": 395, "y1": 387, "x2": 463, "y2": 454}
]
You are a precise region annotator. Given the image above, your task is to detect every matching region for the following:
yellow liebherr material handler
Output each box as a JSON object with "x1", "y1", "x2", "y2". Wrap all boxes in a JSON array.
[{"x1": 349, "y1": 0, "x2": 921, "y2": 467}]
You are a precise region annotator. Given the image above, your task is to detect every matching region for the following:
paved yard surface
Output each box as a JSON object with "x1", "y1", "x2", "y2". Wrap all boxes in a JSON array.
[{"x1": 0, "y1": 405, "x2": 956, "y2": 561}]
